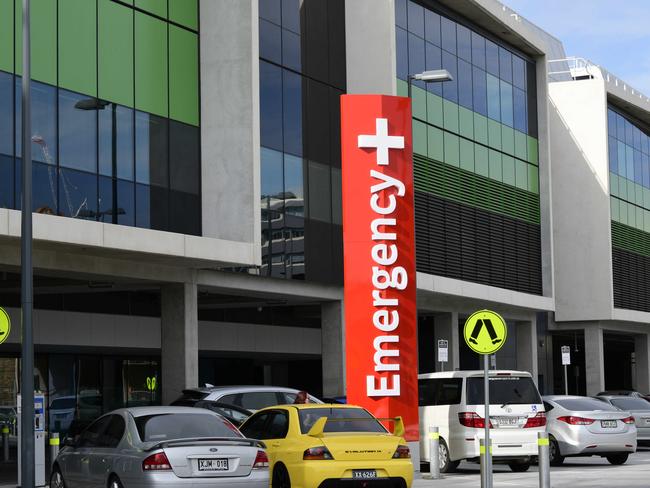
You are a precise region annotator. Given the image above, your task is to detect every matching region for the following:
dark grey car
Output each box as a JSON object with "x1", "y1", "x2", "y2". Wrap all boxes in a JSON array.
[{"x1": 51, "y1": 406, "x2": 269, "y2": 488}]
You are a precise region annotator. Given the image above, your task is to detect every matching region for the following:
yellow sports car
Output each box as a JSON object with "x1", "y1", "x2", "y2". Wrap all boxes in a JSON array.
[{"x1": 239, "y1": 403, "x2": 413, "y2": 488}]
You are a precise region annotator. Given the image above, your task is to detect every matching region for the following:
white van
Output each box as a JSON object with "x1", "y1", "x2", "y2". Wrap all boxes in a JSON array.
[{"x1": 419, "y1": 370, "x2": 545, "y2": 472}]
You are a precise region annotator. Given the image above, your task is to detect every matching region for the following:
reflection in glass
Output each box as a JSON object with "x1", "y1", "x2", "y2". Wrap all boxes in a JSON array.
[
  {"x1": 471, "y1": 31, "x2": 485, "y2": 69},
  {"x1": 123, "y1": 360, "x2": 160, "y2": 407},
  {"x1": 458, "y1": 59, "x2": 473, "y2": 110},
  {"x1": 281, "y1": 0, "x2": 300, "y2": 34},
  {"x1": 0, "y1": 72, "x2": 12, "y2": 157},
  {"x1": 512, "y1": 55, "x2": 526, "y2": 89},
  {"x1": 259, "y1": 0, "x2": 281, "y2": 25},
  {"x1": 425, "y1": 42, "x2": 442, "y2": 95},
  {"x1": 117, "y1": 180, "x2": 134, "y2": 226},
  {"x1": 407, "y1": 0, "x2": 424, "y2": 38},
  {"x1": 500, "y1": 81, "x2": 513, "y2": 127},
  {"x1": 136, "y1": 111, "x2": 167, "y2": 186},
  {"x1": 15, "y1": 79, "x2": 57, "y2": 165},
  {"x1": 169, "y1": 120, "x2": 199, "y2": 194},
  {"x1": 282, "y1": 28, "x2": 301, "y2": 72},
  {"x1": 441, "y1": 50, "x2": 457, "y2": 102},
  {"x1": 59, "y1": 90, "x2": 97, "y2": 172},
  {"x1": 440, "y1": 16, "x2": 456, "y2": 55},
  {"x1": 0, "y1": 155, "x2": 13, "y2": 209},
  {"x1": 261, "y1": 148, "x2": 284, "y2": 276},
  {"x1": 472, "y1": 67, "x2": 487, "y2": 116},
  {"x1": 485, "y1": 39, "x2": 499, "y2": 76},
  {"x1": 283, "y1": 70, "x2": 303, "y2": 156},
  {"x1": 308, "y1": 160, "x2": 331, "y2": 223},
  {"x1": 424, "y1": 9, "x2": 440, "y2": 45},
  {"x1": 396, "y1": 28, "x2": 408, "y2": 81},
  {"x1": 260, "y1": 61, "x2": 283, "y2": 152},
  {"x1": 15, "y1": 160, "x2": 58, "y2": 214},
  {"x1": 513, "y1": 87, "x2": 527, "y2": 133},
  {"x1": 77, "y1": 357, "x2": 102, "y2": 423},
  {"x1": 487, "y1": 74, "x2": 500, "y2": 121},
  {"x1": 136, "y1": 183, "x2": 168, "y2": 231},
  {"x1": 259, "y1": 19, "x2": 282, "y2": 64},
  {"x1": 395, "y1": 0, "x2": 407, "y2": 29},
  {"x1": 58, "y1": 168, "x2": 97, "y2": 220},
  {"x1": 457, "y1": 24, "x2": 471, "y2": 62},
  {"x1": 499, "y1": 47, "x2": 512, "y2": 83},
  {"x1": 48, "y1": 356, "x2": 76, "y2": 435},
  {"x1": 408, "y1": 33, "x2": 425, "y2": 90},
  {"x1": 100, "y1": 105, "x2": 134, "y2": 180}
]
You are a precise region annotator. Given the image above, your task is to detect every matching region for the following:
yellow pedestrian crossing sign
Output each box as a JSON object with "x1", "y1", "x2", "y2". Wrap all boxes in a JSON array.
[
  {"x1": 0, "y1": 308, "x2": 10, "y2": 345},
  {"x1": 463, "y1": 310, "x2": 507, "y2": 355}
]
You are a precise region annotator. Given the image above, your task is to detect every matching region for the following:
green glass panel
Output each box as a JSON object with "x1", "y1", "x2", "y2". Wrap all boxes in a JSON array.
[
  {"x1": 443, "y1": 100, "x2": 458, "y2": 134},
  {"x1": 426, "y1": 92, "x2": 443, "y2": 127},
  {"x1": 610, "y1": 173, "x2": 618, "y2": 197},
  {"x1": 396, "y1": 78, "x2": 408, "y2": 97},
  {"x1": 619, "y1": 177, "x2": 627, "y2": 200},
  {"x1": 488, "y1": 119, "x2": 501, "y2": 150},
  {"x1": 637, "y1": 207, "x2": 644, "y2": 231},
  {"x1": 413, "y1": 120, "x2": 427, "y2": 156},
  {"x1": 501, "y1": 125, "x2": 514, "y2": 156},
  {"x1": 473, "y1": 113, "x2": 488, "y2": 145},
  {"x1": 527, "y1": 136, "x2": 538, "y2": 165},
  {"x1": 427, "y1": 126, "x2": 444, "y2": 162},
  {"x1": 0, "y1": 0, "x2": 12, "y2": 72},
  {"x1": 488, "y1": 149, "x2": 502, "y2": 182},
  {"x1": 620, "y1": 201, "x2": 628, "y2": 225},
  {"x1": 135, "y1": 12, "x2": 168, "y2": 117},
  {"x1": 459, "y1": 139, "x2": 474, "y2": 172},
  {"x1": 617, "y1": 142, "x2": 626, "y2": 177},
  {"x1": 636, "y1": 183, "x2": 644, "y2": 206},
  {"x1": 475, "y1": 144, "x2": 488, "y2": 177},
  {"x1": 98, "y1": 0, "x2": 134, "y2": 107},
  {"x1": 528, "y1": 165, "x2": 539, "y2": 194},
  {"x1": 645, "y1": 210, "x2": 650, "y2": 232},
  {"x1": 644, "y1": 187, "x2": 650, "y2": 208},
  {"x1": 59, "y1": 0, "x2": 97, "y2": 95},
  {"x1": 514, "y1": 130, "x2": 527, "y2": 160},
  {"x1": 611, "y1": 198, "x2": 619, "y2": 222},
  {"x1": 628, "y1": 202, "x2": 636, "y2": 228},
  {"x1": 169, "y1": 0, "x2": 198, "y2": 30},
  {"x1": 411, "y1": 85, "x2": 426, "y2": 121},
  {"x1": 15, "y1": 0, "x2": 56, "y2": 84},
  {"x1": 169, "y1": 25, "x2": 198, "y2": 125},
  {"x1": 444, "y1": 132, "x2": 460, "y2": 167},
  {"x1": 627, "y1": 180, "x2": 635, "y2": 203},
  {"x1": 515, "y1": 159, "x2": 528, "y2": 190},
  {"x1": 135, "y1": 0, "x2": 167, "y2": 18},
  {"x1": 502, "y1": 155, "x2": 515, "y2": 186},
  {"x1": 459, "y1": 107, "x2": 473, "y2": 139}
]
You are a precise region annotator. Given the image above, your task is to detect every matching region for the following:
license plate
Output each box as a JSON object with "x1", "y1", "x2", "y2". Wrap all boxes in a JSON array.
[
  {"x1": 198, "y1": 458, "x2": 229, "y2": 471},
  {"x1": 496, "y1": 417, "x2": 518, "y2": 426},
  {"x1": 601, "y1": 420, "x2": 617, "y2": 428},
  {"x1": 353, "y1": 470, "x2": 377, "y2": 479}
]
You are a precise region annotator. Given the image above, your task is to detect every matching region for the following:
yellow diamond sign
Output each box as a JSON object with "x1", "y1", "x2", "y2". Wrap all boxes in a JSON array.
[
  {"x1": 463, "y1": 309, "x2": 507, "y2": 355},
  {"x1": 0, "y1": 307, "x2": 10, "y2": 345}
]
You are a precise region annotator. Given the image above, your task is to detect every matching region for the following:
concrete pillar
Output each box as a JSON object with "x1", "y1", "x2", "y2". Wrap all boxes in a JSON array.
[
  {"x1": 516, "y1": 319, "x2": 538, "y2": 382},
  {"x1": 161, "y1": 283, "x2": 199, "y2": 405},
  {"x1": 433, "y1": 312, "x2": 459, "y2": 371},
  {"x1": 584, "y1": 325, "x2": 605, "y2": 395},
  {"x1": 634, "y1": 333, "x2": 650, "y2": 394},
  {"x1": 322, "y1": 301, "x2": 345, "y2": 397}
]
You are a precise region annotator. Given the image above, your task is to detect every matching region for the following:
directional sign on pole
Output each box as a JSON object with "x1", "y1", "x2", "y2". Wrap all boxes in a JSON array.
[
  {"x1": 437, "y1": 339, "x2": 448, "y2": 363},
  {"x1": 463, "y1": 310, "x2": 507, "y2": 355},
  {"x1": 561, "y1": 345, "x2": 571, "y2": 365}
]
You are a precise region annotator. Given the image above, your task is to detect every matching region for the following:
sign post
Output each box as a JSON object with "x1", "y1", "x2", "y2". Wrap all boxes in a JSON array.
[
  {"x1": 561, "y1": 345, "x2": 571, "y2": 395},
  {"x1": 437, "y1": 339, "x2": 448, "y2": 372},
  {"x1": 464, "y1": 310, "x2": 508, "y2": 488}
]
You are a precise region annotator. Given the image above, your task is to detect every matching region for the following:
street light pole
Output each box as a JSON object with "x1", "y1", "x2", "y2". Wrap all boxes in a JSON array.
[{"x1": 20, "y1": 0, "x2": 35, "y2": 486}]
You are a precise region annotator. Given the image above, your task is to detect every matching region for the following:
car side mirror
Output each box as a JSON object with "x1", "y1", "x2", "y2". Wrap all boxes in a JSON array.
[{"x1": 62, "y1": 436, "x2": 77, "y2": 449}]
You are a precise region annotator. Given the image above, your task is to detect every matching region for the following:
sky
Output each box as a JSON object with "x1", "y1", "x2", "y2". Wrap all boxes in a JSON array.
[{"x1": 501, "y1": 0, "x2": 650, "y2": 96}]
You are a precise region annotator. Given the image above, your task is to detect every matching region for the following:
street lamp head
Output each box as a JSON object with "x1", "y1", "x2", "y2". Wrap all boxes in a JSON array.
[
  {"x1": 74, "y1": 98, "x2": 110, "y2": 111},
  {"x1": 410, "y1": 69, "x2": 453, "y2": 83}
]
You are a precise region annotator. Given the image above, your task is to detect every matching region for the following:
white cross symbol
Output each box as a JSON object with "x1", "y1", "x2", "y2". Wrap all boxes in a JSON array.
[{"x1": 358, "y1": 118, "x2": 405, "y2": 166}]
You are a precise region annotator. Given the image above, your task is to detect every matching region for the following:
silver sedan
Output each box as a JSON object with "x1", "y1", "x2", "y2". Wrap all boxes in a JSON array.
[
  {"x1": 543, "y1": 395, "x2": 636, "y2": 466},
  {"x1": 596, "y1": 395, "x2": 650, "y2": 444},
  {"x1": 50, "y1": 406, "x2": 269, "y2": 488}
]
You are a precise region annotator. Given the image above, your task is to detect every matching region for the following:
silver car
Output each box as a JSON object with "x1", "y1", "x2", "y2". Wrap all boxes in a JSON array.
[
  {"x1": 50, "y1": 406, "x2": 269, "y2": 488},
  {"x1": 543, "y1": 395, "x2": 636, "y2": 466},
  {"x1": 596, "y1": 395, "x2": 650, "y2": 443}
]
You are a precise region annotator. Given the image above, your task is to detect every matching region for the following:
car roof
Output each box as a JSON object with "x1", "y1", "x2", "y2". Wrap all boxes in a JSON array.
[
  {"x1": 596, "y1": 395, "x2": 639, "y2": 400},
  {"x1": 418, "y1": 370, "x2": 531, "y2": 379},
  {"x1": 543, "y1": 395, "x2": 598, "y2": 401},
  {"x1": 256, "y1": 403, "x2": 365, "y2": 412},
  {"x1": 185, "y1": 386, "x2": 305, "y2": 394},
  {"x1": 117, "y1": 406, "x2": 222, "y2": 418}
]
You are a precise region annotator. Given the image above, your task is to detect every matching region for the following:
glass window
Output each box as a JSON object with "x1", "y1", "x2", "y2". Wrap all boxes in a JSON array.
[
  {"x1": 169, "y1": 26, "x2": 199, "y2": 126},
  {"x1": 634, "y1": 126, "x2": 642, "y2": 150},
  {"x1": 282, "y1": 29, "x2": 301, "y2": 72},
  {"x1": 240, "y1": 392, "x2": 283, "y2": 410},
  {"x1": 260, "y1": 61, "x2": 283, "y2": 152},
  {"x1": 643, "y1": 154, "x2": 649, "y2": 188},
  {"x1": 396, "y1": 27, "x2": 409, "y2": 81},
  {"x1": 134, "y1": 12, "x2": 168, "y2": 118},
  {"x1": 616, "y1": 112, "x2": 625, "y2": 141},
  {"x1": 457, "y1": 59, "x2": 473, "y2": 110},
  {"x1": 0, "y1": 72, "x2": 12, "y2": 157},
  {"x1": 500, "y1": 81, "x2": 513, "y2": 127},
  {"x1": 642, "y1": 134, "x2": 648, "y2": 155},
  {"x1": 441, "y1": 50, "x2": 458, "y2": 103},
  {"x1": 58, "y1": 169, "x2": 97, "y2": 220},
  {"x1": 408, "y1": 33, "x2": 425, "y2": 89},
  {"x1": 101, "y1": 415, "x2": 126, "y2": 448},
  {"x1": 240, "y1": 412, "x2": 270, "y2": 439},
  {"x1": 626, "y1": 120, "x2": 634, "y2": 147},
  {"x1": 16, "y1": 80, "x2": 57, "y2": 165},
  {"x1": 610, "y1": 398, "x2": 650, "y2": 411},
  {"x1": 485, "y1": 39, "x2": 499, "y2": 76},
  {"x1": 261, "y1": 147, "x2": 284, "y2": 199},
  {"x1": 136, "y1": 184, "x2": 168, "y2": 230},
  {"x1": 499, "y1": 47, "x2": 512, "y2": 83},
  {"x1": 0, "y1": 155, "x2": 12, "y2": 209},
  {"x1": 609, "y1": 136, "x2": 618, "y2": 174},
  {"x1": 472, "y1": 67, "x2": 487, "y2": 116},
  {"x1": 284, "y1": 153, "x2": 303, "y2": 200},
  {"x1": 440, "y1": 16, "x2": 456, "y2": 55},
  {"x1": 259, "y1": 0, "x2": 281, "y2": 25},
  {"x1": 425, "y1": 42, "x2": 442, "y2": 95},
  {"x1": 635, "y1": 150, "x2": 643, "y2": 184},
  {"x1": 424, "y1": 8, "x2": 441, "y2": 46},
  {"x1": 48, "y1": 356, "x2": 76, "y2": 434},
  {"x1": 136, "y1": 413, "x2": 241, "y2": 442},
  {"x1": 98, "y1": 0, "x2": 134, "y2": 107},
  {"x1": 169, "y1": 190, "x2": 200, "y2": 236},
  {"x1": 466, "y1": 376, "x2": 541, "y2": 405},
  {"x1": 471, "y1": 31, "x2": 485, "y2": 69},
  {"x1": 407, "y1": 1, "x2": 424, "y2": 38},
  {"x1": 283, "y1": 69, "x2": 303, "y2": 156},
  {"x1": 100, "y1": 105, "x2": 134, "y2": 180},
  {"x1": 308, "y1": 161, "x2": 331, "y2": 222},
  {"x1": 169, "y1": 120, "x2": 199, "y2": 195},
  {"x1": 513, "y1": 87, "x2": 527, "y2": 133},
  {"x1": 457, "y1": 24, "x2": 471, "y2": 62},
  {"x1": 298, "y1": 407, "x2": 387, "y2": 434},
  {"x1": 487, "y1": 74, "x2": 500, "y2": 121},
  {"x1": 395, "y1": 0, "x2": 407, "y2": 29},
  {"x1": 266, "y1": 411, "x2": 290, "y2": 439},
  {"x1": 512, "y1": 55, "x2": 526, "y2": 90},
  {"x1": 607, "y1": 109, "x2": 617, "y2": 138},
  {"x1": 77, "y1": 415, "x2": 112, "y2": 448},
  {"x1": 281, "y1": 0, "x2": 300, "y2": 34},
  {"x1": 114, "y1": 179, "x2": 134, "y2": 226},
  {"x1": 419, "y1": 378, "x2": 462, "y2": 406},
  {"x1": 59, "y1": 91, "x2": 97, "y2": 173},
  {"x1": 555, "y1": 398, "x2": 617, "y2": 411},
  {"x1": 135, "y1": 112, "x2": 168, "y2": 186}
]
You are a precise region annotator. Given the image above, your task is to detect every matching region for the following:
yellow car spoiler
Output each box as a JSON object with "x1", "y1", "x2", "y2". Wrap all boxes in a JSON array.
[{"x1": 307, "y1": 415, "x2": 405, "y2": 438}]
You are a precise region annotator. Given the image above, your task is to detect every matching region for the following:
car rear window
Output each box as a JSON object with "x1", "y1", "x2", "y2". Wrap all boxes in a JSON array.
[
  {"x1": 298, "y1": 408, "x2": 388, "y2": 434},
  {"x1": 419, "y1": 378, "x2": 462, "y2": 406},
  {"x1": 610, "y1": 398, "x2": 650, "y2": 411},
  {"x1": 171, "y1": 391, "x2": 208, "y2": 405},
  {"x1": 466, "y1": 376, "x2": 541, "y2": 405},
  {"x1": 135, "y1": 413, "x2": 242, "y2": 442},
  {"x1": 555, "y1": 398, "x2": 617, "y2": 411}
]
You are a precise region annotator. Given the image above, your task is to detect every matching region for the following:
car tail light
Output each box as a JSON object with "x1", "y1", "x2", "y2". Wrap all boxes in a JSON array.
[
  {"x1": 557, "y1": 416, "x2": 595, "y2": 425},
  {"x1": 392, "y1": 445, "x2": 411, "y2": 459},
  {"x1": 143, "y1": 452, "x2": 172, "y2": 471},
  {"x1": 622, "y1": 416, "x2": 635, "y2": 424},
  {"x1": 458, "y1": 412, "x2": 493, "y2": 428},
  {"x1": 524, "y1": 412, "x2": 547, "y2": 428},
  {"x1": 253, "y1": 450, "x2": 269, "y2": 469},
  {"x1": 303, "y1": 446, "x2": 333, "y2": 460}
]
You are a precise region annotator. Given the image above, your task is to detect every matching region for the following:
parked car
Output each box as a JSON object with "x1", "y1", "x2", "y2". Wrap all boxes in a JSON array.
[
  {"x1": 173, "y1": 386, "x2": 323, "y2": 411},
  {"x1": 595, "y1": 395, "x2": 650, "y2": 444},
  {"x1": 240, "y1": 404, "x2": 413, "y2": 488},
  {"x1": 543, "y1": 395, "x2": 636, "y2": 466},
  {"x1": 597, "y1": 390, "x2": 650, "y2": 403},
  {"x1": 51, "y1": 406, "x2": 269, "y2": 488},
  {"x1": 418, "y1": 370, "x2": 545, "y2": 473},
  {"x1": 170, "y1": 398, "x2": 253, "y2": 427}
]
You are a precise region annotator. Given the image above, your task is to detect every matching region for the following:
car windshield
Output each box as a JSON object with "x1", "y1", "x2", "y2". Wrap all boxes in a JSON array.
[
  {"x1": 298, "y1": 408, "x2": 387, "y2": 434},
  {"x1": 610, "y1": 398, "x2": 650, "y2": 411},
  {"x1": 555, "y1": 398, "x2": 617, "y2": 411},
  {"x1": 466, "y1": 376, "x2": 541, "y2": 405},
  {"x1": 135, "y1": 413, "x2": 242, "y2": 442}
]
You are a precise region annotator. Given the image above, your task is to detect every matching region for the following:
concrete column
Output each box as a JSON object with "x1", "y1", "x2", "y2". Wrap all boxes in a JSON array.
[
  {"x1": 516, "y1": 319, "x2": 538, "y2": 383},
  {"x1": 322, "y1": 301, "x2": 345, "y2": 397},
  {"x1": 634, "y1": 333, "x2": 650, "y2": 394},
  {"x1": 584, "y1": 325, "x2": 605, "y2": 395},
  {"x1": 161, "y1": 283, "x2": 199, "y2": 405},
  {"x1": 433, "y1": 312, "x2": 459, "y2": 371}
]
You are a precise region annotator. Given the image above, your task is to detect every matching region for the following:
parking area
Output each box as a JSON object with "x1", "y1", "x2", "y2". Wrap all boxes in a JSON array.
[{"x1": 414, "y1": 448, "x2": 650, "y2": 487}]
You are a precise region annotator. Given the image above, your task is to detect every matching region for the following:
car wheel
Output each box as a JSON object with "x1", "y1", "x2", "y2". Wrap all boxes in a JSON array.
[
  {"x1": 108, "y1": 475, "x2": 124, "y2": 488},
  {"x1": 272, "y1": 463, "x2": 291, "y2": 488},
  {"x1": 606, "y1": 453, "x2": 629, "y2": 465},
  {"x1": 50, "y1": 467, "x2": 66, "y2": 488},
  {"x1": 508, "y1": 461, "x2": 531, "y2": 472},
  {"x1": 549, "y1": 437, "x2": 564, "y2": 466},
  {"x1": 438, "y1": 439, "x2": 460, "y2": 473}
]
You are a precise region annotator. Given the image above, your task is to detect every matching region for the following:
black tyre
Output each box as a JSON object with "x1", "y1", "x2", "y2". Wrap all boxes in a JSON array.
[
  {"x1": 508, "y1": 461, "x2": 531, "y2": 472},
  {"x1": 549, "y1": 437, "x2": 564, "y2": 466},
  {"x1": 272, "y1": 463, "x2": 292, "y2": 488},
  {"x1": 50, "y1": 467, "x2": 66, "y2": 488},
  {"x1": 606, "y1": 453, "x2": 629, "y2": 465},
  {"x1": 438, "y1": 439, "x2": 460, "y2": 473},
  {"x1": 108, "y1": 476, "x2": 124, "y2": 488}
]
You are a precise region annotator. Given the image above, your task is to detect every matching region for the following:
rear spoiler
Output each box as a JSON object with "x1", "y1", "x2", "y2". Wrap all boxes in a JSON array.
[
  {"x1": 145, "y1": 437, "x2": 266, "y2": 452},
  {"x1": 307, "y1": 416, "x2": 405, "y2": 438}
]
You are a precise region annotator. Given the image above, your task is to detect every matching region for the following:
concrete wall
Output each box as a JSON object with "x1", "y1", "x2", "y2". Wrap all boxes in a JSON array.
[{"x1": 549, "y1": 79, "x2": 613, "y2": 322}]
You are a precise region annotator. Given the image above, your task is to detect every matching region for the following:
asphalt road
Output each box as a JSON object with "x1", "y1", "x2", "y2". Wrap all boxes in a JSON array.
[{"x1": 413, "y1": 448, "x2": 650, "y2": 488}]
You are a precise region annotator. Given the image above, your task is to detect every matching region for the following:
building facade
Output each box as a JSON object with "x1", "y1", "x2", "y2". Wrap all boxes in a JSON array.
[{"x1": 0, "y1": 0, "x2": 648, "y2": 467}]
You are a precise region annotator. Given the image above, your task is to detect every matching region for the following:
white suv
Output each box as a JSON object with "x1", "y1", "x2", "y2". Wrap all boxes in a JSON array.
[
  {"x1": 172, "y1": 386, "x2": 323, "y2": 411},
  {"x1": 419, "y1": 370, "x2": 545, "y2": 472}
]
